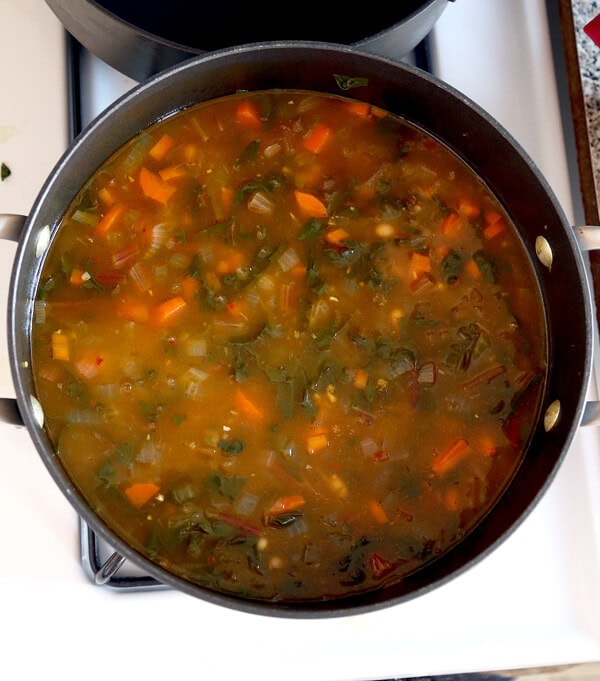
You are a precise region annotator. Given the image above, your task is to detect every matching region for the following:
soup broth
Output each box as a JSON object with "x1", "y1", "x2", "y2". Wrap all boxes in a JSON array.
[{"x1": 31, "y1": 90, "x2": 547, "y2": 603}]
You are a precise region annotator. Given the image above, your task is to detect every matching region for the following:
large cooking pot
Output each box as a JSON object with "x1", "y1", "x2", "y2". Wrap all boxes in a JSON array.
[
  {"x1": 44, "y1": 0, "x2": 451, "y2": 80},
  {"x1": 1, "y1": 42, "x2": 595, "y2": 618}
]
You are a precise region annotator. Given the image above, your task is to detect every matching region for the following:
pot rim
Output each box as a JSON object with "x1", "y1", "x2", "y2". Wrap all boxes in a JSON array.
[{"x1": 7, "y1": 40, "x2": 594, "y2": 618}]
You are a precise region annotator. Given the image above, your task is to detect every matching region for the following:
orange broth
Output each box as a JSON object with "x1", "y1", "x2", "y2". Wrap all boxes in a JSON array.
[{"x1": 31, "y1": 90, "x2": 547, "y2": 602}]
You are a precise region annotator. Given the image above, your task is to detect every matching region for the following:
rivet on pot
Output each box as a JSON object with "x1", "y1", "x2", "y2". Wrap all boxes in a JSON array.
[
  {"x1": 535, "y1": 235, "x2": 553, "y2": 271},
  {"x1": 35, "y1": 225, "x2": 51, "y2": 259},
  {"x1": 30, "y1": 395, "x2": 44, "y2": 429},
  {"x1": 543, "y1": 399, "x2": 560, "y2": 432}
]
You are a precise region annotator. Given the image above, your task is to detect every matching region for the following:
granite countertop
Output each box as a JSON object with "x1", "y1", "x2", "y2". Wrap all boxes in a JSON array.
[{"x1": 566, "y1": 0, "x2": 600, "y2": 223}]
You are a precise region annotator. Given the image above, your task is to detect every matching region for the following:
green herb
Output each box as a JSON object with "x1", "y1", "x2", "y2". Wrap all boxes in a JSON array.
[
  {"x1": 206, "y1": 473, "x2": 246, "y2": 501},
  {"x1": 82, "y1": 271, "x2": 105, "y2": 292},
  {"x1": 233, "y1": 174, "x2": 285, "y2": 207},
  {"x1": 115, "y1": 441, "x2": 135, "y2": 463},
  {"x1": 218, "y1": 438, "x2": 245, "y2": 455},
  {"x1": 174, "y1": 228, "x2": 186, "y2": 243},
  {"x1": 440, "y1": 249, "x2": 464, "y2": 283},
  {"x1": 334, "y1": 75, "x2": 369, "y2": 90},
  {"x1": 233, "y1": 354, "x2": 249, "y2": 383},
  {"x1": 275, "y1": 380, "x2": 294, "y2": 420},
  {"x1": 298, "y1": 218, "x2": 326, "y2": 241},
  {"x1": 325, "y1": 240, "x2": 365, "y2": 267},
  {"x1": 300, "y1": 389, "x2": 317, "y2": 419},
  {"x1": 433, "y1": 195, "x2": 450, "y2": 216},
  {"x1": 306, "y1": 261, "x2": 326, "y2": 294},
  {"x1": 96, "y1": 461, "x2": 114, "y2": 488},
  {"x1": 38, "y1": 276, "x2": 58, "y2": 300},
  {"x1": 472, "y1": 250, "x2": 496, "y2": 283},
  {"x1": 266, "y1": 512, "x2": 302, "y2": 528},
  {"x1": 233, "y1": 139, "x2": 261, "y2": 169},
  {"x1": 171, "y1": 413, "x2": 187, "y2": 426},
  {"x1": 1, "y1": 163, "x2": 11, "y2": 181}
]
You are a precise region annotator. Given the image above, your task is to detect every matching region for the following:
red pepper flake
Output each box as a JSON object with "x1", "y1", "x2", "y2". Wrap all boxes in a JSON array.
[{"x1": 95, "y1": 356, "x2": 104, "y2": 366}]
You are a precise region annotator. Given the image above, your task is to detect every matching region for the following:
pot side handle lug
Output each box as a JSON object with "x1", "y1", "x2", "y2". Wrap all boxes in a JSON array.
[
  {"x1": 0, "y1": 213, "x2": 25, "y2": 242},
  {"x1": 0, "y1": 398, "x2": 23, "y2": 427},
  {"x1": 581, "y1": 401, "x2": 600, "y2": 427},
  {"x1": 573, "y1": 226, "x2": 600, "y2": 428},
  {"x1": 0, "y1": 214, "x2": 26, "y2": 427}
]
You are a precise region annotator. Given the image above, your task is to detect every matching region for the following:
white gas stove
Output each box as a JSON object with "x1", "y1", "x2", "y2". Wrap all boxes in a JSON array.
[{"x1": 1, "y1": 1, "x2": 600, "y2": 680}]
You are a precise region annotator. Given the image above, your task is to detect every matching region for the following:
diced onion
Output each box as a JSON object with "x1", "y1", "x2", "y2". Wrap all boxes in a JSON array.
[
  {"x1": 169, "y1": 252, "x2": 191, "y2": 270},
  {"x1": 33, "y1": 300, "x2": 47, "y2": 324},
  {"x1": 286, "y1": 517, "x2": 308, "y2": 537},
  {"x1": 235, "y1": 492, "x2": 260, "y2": 517},
  {"x1": 145, "y1": 223, "x2": 167, "y2": 258},
  {"x1": 278, "y1": 247, "x2": 300, "y2": 272},
  {"x1": 137, "y1": 439, "x2": 162, "y2": 463},
  {"x1": 360, "y1": 437, "x2": 380, "y2": 456},
  {"x1": 128, "y1": 261, "x2": 152, "y2": 292},
  {"x1": 417, "y1": 362, "x2": 436, "y2": 384},
  {"x1": 71, "y1": 209, "x2": 99, "y2": 226},
  {"x1": 247, "y1": 191, "x2": 275, "y2": 215},
  {"x1": 184, "y1": 337, "x2": 208, "y2": 357}
]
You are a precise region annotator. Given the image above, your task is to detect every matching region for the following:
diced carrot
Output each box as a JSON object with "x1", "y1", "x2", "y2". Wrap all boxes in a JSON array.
[
  {"x1": 139, "y1": 167, "x2": 177, "y2": 204},
  {"x1": 368, "y1": 499, "x2": 389, "y2": 524},
  {"x1": 51, "y1": 332, "x2": 69, "y2": 361},
  {"x1": 294, "y1": 189, "x2": 328, "y2": 218},
  {"x1": 234, "y1": 388, "x2": 265, "y2": 422},
  {"x1": 458, "y1": 198, "x2": 481, "y2": 219},
  {"x1": 307, "y1": 432, "x2": 328, "y2": 454},
  {"x1": 325, "y1": 227, "x2": 349, "y2": 244},
  {"x1": 409, "y1": 251, "x2": 431, "y2": 281},
  {"x1": 158, "y1": 165, "x2": 188, "y2": 182},
  {"x1": 440, "y1": 212, "x2": 461, "y2": 236},
  {"x1": 149, "y1": 133, "x2": 176, "y2": 161},
  {"x1": 302, "y1": 122, "x2": 332, "y2": 154},
  {"x1": 180, "y1": 275, "x2": 200, "y2": 303},
  {"x1": 69, "y1": 268, "x2": 86, "y2": 286},
  {"x1": 353, "y1": 368, "x2": 368, "y2": 390},
  {"x1": 265, "y1": 495, "x2": 305, "y2": 516},
  {"x1": 432, "y1": 437, "x2": 471, "y2": 476},
  {"x1": 290, "y1": 263, "x2": 306, "y2": 278},
  {"x1": 484, "y1": 209, "x2": 503, "y2": 225},
  {"x1": 154, "y1": 296, "x2": 187, "y2": 325},
  {"x1": 124, "y1": 482, "x2": 160, "y2": 509},
  {"x1": 483, "y1": 219, "x2": 506, "y2": 240},
  {"x1": 235, "y1": 99, "x2": 262, "y2": 128},
  {"x1": 96, "y1": 202, "x2": 126, "y2": 237},
  {"x1": 346, "y1": 101, "x2": 371, "y2": 118},
  {"x1": 117, "y1": 299, "x2": 150, "y2": 323},
  {"x1": 464, "y1": 258, "x2": 482, "y2": 279}
]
